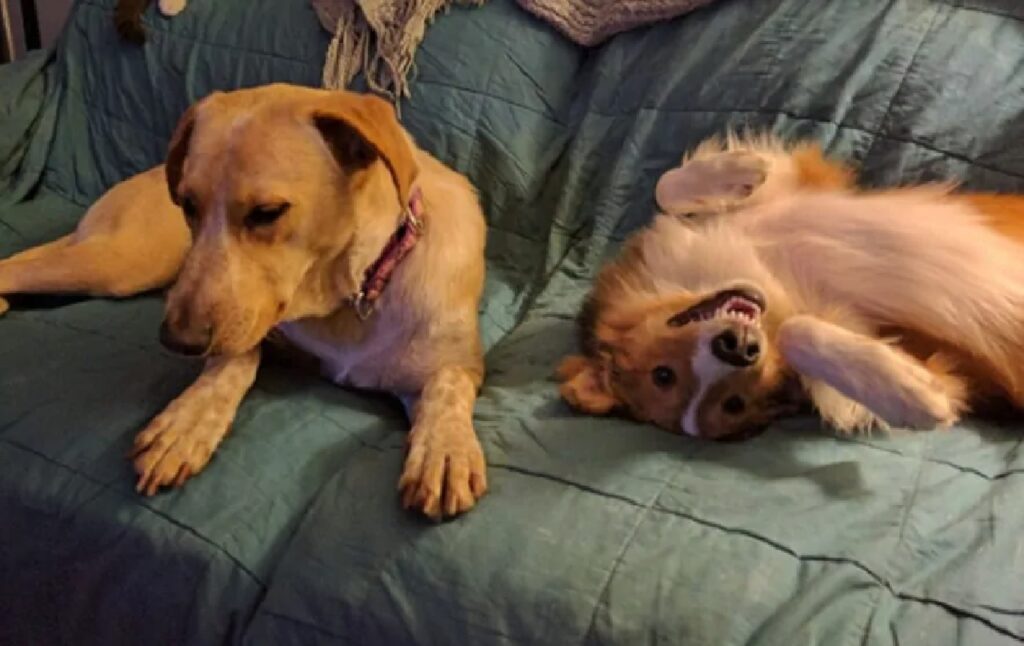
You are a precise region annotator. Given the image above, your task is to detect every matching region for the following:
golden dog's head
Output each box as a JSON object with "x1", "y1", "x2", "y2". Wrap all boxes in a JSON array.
[
  {"x1": 559, "y1": 283, "x2": 798, "y2": 439},
  {"x1": 159, "y1": 84, "x2": 418, "y2": 356}
]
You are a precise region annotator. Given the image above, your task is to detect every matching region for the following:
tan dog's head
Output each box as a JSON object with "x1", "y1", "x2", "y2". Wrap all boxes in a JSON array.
[
  {"x1": 159, "y1": 84, "x2": 418, "y2": 356},
  {"x1": 559, "y1": 283, "x2": 798, "y2": 439}
]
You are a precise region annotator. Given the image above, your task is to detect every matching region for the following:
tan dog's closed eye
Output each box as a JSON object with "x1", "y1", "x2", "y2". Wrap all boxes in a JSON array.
[{"x1": 0, "y1": 84, "x2": 489, "y2": 520}]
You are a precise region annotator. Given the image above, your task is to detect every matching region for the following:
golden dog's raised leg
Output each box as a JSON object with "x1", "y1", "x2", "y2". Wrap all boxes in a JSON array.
[
  {"x1": 656, "y1": 149, "x2": 769, "y2": 215},
  {"x1": 398, "y1": 366, "x2": 488, "y2": 520},
  {"x1": 777, "y1": 315, "x2": 966, "y2": 431},
  {"x1": 655, "y1": 136, "x2": 854, "y2": 216},
  {"x1": 131, "y1": 348, "x2": 261, "y2": 495}
]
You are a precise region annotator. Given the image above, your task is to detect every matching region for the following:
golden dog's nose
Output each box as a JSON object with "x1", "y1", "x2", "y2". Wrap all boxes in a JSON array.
[
  {"x1": 159, "y1": 318, "x2": 211, "y2": 357},
  {"x1": 711, "y1": 327, "x2": 761, "y2": 367}
]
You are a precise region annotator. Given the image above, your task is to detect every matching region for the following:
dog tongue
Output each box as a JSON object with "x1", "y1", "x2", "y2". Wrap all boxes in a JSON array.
[{"x1": 726, "y1": 298, "x2": 759, "y2": 317}]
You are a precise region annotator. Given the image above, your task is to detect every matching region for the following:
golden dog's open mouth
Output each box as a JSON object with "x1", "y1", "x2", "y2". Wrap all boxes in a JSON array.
[{"x1": 667, "y1": 287, "x2": 766, "y2": 328}]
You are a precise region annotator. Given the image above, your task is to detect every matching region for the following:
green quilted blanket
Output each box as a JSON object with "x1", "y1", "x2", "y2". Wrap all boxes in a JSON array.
[{"x1": 2, "y1": 1, "x2": 1024, "y2": 644}]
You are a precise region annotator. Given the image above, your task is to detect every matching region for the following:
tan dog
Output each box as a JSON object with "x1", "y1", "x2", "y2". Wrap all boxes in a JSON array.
[
  {"x1": 0, "y1": 84, "x2": 488, "y2": 519},
  {"x1": 559, "y1": 133, "x2": 1024, "y2": 439}
]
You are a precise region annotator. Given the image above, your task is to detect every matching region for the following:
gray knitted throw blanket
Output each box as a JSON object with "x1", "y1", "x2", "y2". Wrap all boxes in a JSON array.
[
  {"x1": 313, "y1": 0, "x2": 721, "y2": 99},
  {"x1": 313, "y1": 0, "x2": 484, "y2": 100},
  {"x1": 518, "y1": 0, "x2": 720, "y2": 46}
]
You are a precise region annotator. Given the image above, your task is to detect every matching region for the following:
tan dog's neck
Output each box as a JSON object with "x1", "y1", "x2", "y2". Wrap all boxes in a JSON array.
[{"x1": 283, "y1": 158, "x2": 407, "y2": 322}]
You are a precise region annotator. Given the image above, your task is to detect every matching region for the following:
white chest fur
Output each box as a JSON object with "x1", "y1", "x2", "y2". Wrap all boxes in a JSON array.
[{"x1": 275, "y1": 300, "x2": 420, "y2": 393}]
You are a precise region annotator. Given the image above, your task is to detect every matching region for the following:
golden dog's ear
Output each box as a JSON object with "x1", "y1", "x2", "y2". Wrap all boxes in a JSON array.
[
  {"x1": 312, "y1": 92, "x2": 420, "y2": 205},
  {"x1": 557, "y1": 355, "x2": 619, "y2": 415},
  {"x1": 165, "y1": 102, "x2": 198, "y2": 204},
  {"x1": 599, "y1": 292, "x2": 696, "y2": 335}
]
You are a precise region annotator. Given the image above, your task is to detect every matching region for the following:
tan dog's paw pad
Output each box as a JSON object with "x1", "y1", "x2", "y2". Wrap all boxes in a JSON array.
[
  {"x1": 130, "y1": 394, "x2": 232, "y2": 496},
  {"x1": 398, "y1": 424, "x2": 487, "y2": 520},
  {"x1": 656, "y1": 151, "x2": 769, "y2": 215}
]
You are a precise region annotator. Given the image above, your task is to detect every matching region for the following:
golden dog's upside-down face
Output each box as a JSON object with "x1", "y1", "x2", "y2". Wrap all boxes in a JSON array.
[
  {"x1": 159, "y1": 85, "x2": 419, "y2": 357},
  {"x1": 559, "y1": 284, "x2": 798, "y2": 439}
]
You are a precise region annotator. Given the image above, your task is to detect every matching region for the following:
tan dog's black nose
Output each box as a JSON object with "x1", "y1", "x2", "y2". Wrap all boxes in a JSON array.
[
  {"x1": 159, "y1": 318, "x2": 211, "y2": 356},
  {"x1": 712, "y1": 327, "x2": 761, "y2": 367}
]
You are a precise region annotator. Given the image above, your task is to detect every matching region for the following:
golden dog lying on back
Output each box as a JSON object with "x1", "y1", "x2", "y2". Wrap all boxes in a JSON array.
[
  {"x1": 0, "y1": 84, "x2": 487, "y2": 519},
  {"x1": 559, "y1": 134, "x2": 1024, "y2": 439}
]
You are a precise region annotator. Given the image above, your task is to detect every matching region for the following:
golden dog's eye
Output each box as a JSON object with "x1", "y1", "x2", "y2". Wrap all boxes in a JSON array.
[
  {"x1": 722, "y1": 395, "x2": 746, "y2": 415},
  {"x1": 246, "y1": 203, "x2": 290, "y2": 228},
  {"x1": 181, "y1": 196, "x2": 198, "y2": 220},
  {"x1": 651, "y1": 365, "x2": 676, "y2": 388}
]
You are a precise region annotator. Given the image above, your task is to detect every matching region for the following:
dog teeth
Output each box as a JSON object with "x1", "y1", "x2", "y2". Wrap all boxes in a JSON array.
[{"x1": 710, "y1": 307, "x2": 761, "y2": 327}]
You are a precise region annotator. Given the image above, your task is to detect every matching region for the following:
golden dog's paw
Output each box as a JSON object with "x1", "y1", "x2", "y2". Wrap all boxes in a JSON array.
[
  {"x1": 130, "y1": 387, "x2": 234, "y2": 496},
  {"x1": 656, "y1": 150, "x2": 768, "y2": 215},
  {"x1": 398, "y1": 422, "x2": 487, "y2": 521}
]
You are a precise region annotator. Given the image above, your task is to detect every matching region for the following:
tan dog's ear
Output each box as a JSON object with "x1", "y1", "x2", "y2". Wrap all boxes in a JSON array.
[
  {"x1": 312, "y1": 92, "x2": 419, "y2": 205},
  {"x1": 165, "y1": 102, "x2": 199, "y2": 204},
  {"x1": 557, "y1": 355, "x2": 619, "y2": 415}
]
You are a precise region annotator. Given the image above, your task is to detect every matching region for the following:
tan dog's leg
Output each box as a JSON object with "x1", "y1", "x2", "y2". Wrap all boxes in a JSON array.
[
  {"x1": 0, "y1": 237, "x2": 72, "y2": 313},
  {"x1": 0, "y1": 167, "x2": 189, "y2": 312},
  {"x1": 0, "y1": 240, "x2": 92, "y2": 314},
  {"x1": 0, "y1": 236, "x2": 176, "y2": 300},
  {"x1": 777, "y1": 315, "x2": 966, "y2": 431},
  {"x1": 1, "y1": 235, "x2": 73, "y2": 263},
  {"x1": 132, "y1": 348, "x2": 260, "y2": 495},
  {"x1": 399, "y1": 366, "x2": 487, "y2": 520}
]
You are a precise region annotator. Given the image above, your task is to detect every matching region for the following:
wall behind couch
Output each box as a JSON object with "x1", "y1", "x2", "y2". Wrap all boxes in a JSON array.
[
  {"x1": 37, "y1": 0, "x2": 73, "y2": 48},
  {"x1": 2, "y1": 0, "x2": 73, "y2": 61}
]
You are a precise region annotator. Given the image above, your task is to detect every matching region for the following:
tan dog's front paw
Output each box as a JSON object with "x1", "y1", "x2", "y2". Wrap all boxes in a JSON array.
[
  {"x1": 398, "y1": 423, "x2": 487, "y2": 520},
  {"x1": 131, "y1": 386, "x2": 234, "y2": 496},
  {"x1": 656, "y1": 150, "x2": 768, "y2": 215}
]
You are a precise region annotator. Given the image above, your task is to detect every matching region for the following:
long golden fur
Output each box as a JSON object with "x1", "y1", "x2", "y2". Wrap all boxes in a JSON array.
[
  {"x1": 0, "y1": 84, "x2": 488, "y2": 519},
  {"x1": 560, "y1": 133, "x2": 1024, "y2": 439}
]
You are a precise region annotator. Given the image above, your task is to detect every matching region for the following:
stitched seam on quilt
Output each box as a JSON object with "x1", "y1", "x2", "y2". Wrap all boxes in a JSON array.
[
  {"x1": 893, "y1": 449, "x2": 927, "y2": 548},
  {"x1": 0, "y1": 218, "x2": 28, "y2": 242},
  {"x1": 943, "y1": 1, "x2": 1024, "y2": 23},
  {"x1": 41, "y1": 104, "x2": 1024, "y2": 210},
  {"x1": 0, "y1": 437, "x2": 266, "y2": 587},
  {"x1": 76, "y1": 1, "x2": 323, "y2": 67},
  {"x1": 416, "y1": 77, "x2": 567, "y2": 124},
  {"x1": 838, "y1": 436, "x2": 1024, "y2": 482},
  {"x1": 579, "y1": 475, "x2": 671, "y2": 645},
  {"x1": 13, "y1": 310, "x2": 167, "y2": 355},
  {"x1": 489, "y1": 462, "x2": 1024, "y2": 641},
  {"x1": 853, "y1": 586, "x2": 889, "y2": 646},
  {"x1": 249, "y1": 610, "x2": 351, "y2": 641},
  {"x1": 860, "y1": 6, "x2": 942, "y2": 167},
  {"x1": 575, "y1": 105, "x2": 1024, "y2": 183}
]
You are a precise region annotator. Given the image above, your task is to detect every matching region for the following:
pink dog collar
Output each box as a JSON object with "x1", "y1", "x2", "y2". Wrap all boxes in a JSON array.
[{"x1": 350, "y1": 186, "x2": 425, "y2": 320}]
